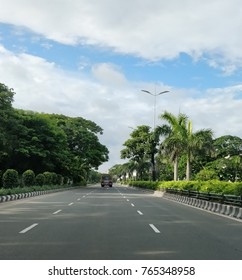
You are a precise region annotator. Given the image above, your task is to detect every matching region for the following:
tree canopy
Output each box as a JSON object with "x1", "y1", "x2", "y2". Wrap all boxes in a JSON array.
[
  {"x1": 115, "y1": 111, "x2": 242, "y2": 182},
  {"x1": 0, "y1": 83, "x2": 109, "y2": 183}
]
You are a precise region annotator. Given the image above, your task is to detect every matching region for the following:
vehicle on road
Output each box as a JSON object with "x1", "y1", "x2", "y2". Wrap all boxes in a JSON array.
[{"x1": 100, "y1": 174, "x2": 113, "y2": 187}]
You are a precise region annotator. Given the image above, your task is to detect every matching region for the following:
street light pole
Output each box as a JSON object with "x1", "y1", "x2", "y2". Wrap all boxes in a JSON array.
[
  {"x1": 141, "y1": 89, "x2": 169, "y2": 129},
  {"x1": 141, "y1": 88, "x2": 169, "y2": 181}
]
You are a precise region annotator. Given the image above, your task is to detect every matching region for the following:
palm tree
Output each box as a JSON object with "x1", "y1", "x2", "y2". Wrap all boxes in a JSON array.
[
  {"x1": 160, "y1": 111, "x2": 188, "y2": 181},
  {"x1": 147, "y1": 125, "x2": 171, "y2": 181},
  {"x1": 184, "y1": 120, "x2": 213, "y2": 180},
  {"x1": 160, "y1": 111, "x2": 214, "y2": 181}
]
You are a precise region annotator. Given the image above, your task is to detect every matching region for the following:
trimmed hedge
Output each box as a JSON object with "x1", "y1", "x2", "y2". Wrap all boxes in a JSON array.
[
  {"x1": 126, "y1": 180, "x2": 242, "y2": 196},
  {"x1": 22, "y1": 170, "x2": 35, "y2": 187},
  {"x1": 0, "y1": 168, "x2": 78, "y2": 198},
  {"x1": 0, "y1": 184, "x2": 76, "y2": 197},
  {"x1": 2, "y1": 169, "x2": 19, "y2": 189},
  {"x1": 126, "y1": 181, "x2": 160, "y2": 190},
  {"x1": 35, "y1": 174, "x2": 46, "y2": 186}
]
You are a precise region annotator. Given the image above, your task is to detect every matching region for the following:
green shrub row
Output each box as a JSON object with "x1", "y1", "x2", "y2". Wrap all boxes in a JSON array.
[
  {"x1": 0, "y1": 184, "x2": 70, "y2": 197},
  {"x1": 126, "y1": 180, "x2": 242, "y2": 196},
  {"x1": 1, "y1": 169, "x2": 68, "y2": 189},
  {"x1": 126, "y1": 181, "x2": 160, "y2": 190}
]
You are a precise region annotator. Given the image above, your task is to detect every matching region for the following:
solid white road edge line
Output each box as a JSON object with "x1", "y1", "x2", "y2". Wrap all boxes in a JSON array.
[
  {"x1": 19, "y1": 223, "x2": 38, "y2": 234},
  {"x1": 149, "y1": 224, "x2": 160, "y2": 233}
]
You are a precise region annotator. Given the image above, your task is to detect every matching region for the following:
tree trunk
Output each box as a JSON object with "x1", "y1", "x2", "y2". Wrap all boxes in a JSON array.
[
  {"x1": 174, "y1": 156, "x2": 178, "y2": 181},
  {"x1": 186, "y1": 151, "x2": 191, "y2": 181},
  {"x1": 151, "y1": 152, "x2": 156, "y2": 181}
]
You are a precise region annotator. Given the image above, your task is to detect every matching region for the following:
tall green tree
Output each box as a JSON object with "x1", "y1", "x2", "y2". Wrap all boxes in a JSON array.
[
  {"x1": 7, "y1": 110, "x2": 70, "y2": 174},
  {"x1": 204, "y1": 135, "x2": 242, "y2": 181},
  {"x1": 160, "y1": 111, "x2": 188, "y2": 181},
  {"x1": 52, "y1": 114, "x2": 109, "y2": 181},
  {"x1": 121, "y1": 126, "x2": 153, "y2": 180},
  {"x1": 0, "y1": 82, "x2": 109, "y2": 182},
  {"x1": 213, "y1": 135, "x2": 242, "y2": 159},
  {"x1": 0, "y1": 83, "x2": 16, "y2": 168},
  {"x1": 160, "y1": 111, "x2": 213, "y2": 180},
  {"x1": 109, "y1": 162, "x2": 135, "y2": 180},
  {"x1": 148, "y1": 125, "x2": 171, "y2": 181},
  {"x1": 183, "y1": 120, "x2": 213, "y2": 180},
  {"x1": 121, "y1": 125, "x2": 170, "y2": 181}
]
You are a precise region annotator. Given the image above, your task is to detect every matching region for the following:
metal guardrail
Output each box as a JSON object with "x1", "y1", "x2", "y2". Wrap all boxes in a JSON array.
[{"x1": 166, "y1": 188, "x2": 242, "y2": 207}]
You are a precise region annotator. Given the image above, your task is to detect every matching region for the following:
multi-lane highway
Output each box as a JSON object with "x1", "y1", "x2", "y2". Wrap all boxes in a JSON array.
[{"x1": 1, "y1": 184, "x2": 242, "y2": 260}]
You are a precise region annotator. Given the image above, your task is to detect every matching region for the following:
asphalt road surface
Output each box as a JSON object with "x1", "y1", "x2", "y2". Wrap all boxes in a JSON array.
[{"x1": 1, "y1": 184, "x2": 242, "y2": 260}]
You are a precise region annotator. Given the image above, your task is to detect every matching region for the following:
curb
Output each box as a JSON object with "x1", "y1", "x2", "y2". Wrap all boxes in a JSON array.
[
  {"x1": 0, "y1": 188, "x2": 75, "y2": 204},
  {"x1": 123, "y1": 185, "x2": 242, "y2": 222},
  {"x1": 163, "y1": 192, "x2": 242, "y2": 221}
]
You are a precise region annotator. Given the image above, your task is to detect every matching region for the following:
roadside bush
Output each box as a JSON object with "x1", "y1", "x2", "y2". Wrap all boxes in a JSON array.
[
  {"x1": 0, "y1": 188, "x2": 11, "y2": 196},
  {"x1": 78, "y1": 180, "x2": 86, "y2": 186},
  {"x1": 51, "y1": 172, "x2": 58, "y2": 185},
  {"x1": 22, "y1": 170, "x2": 35, "y2": 187},
  {"x1": 233, "y1": 183, "x2": 242, "y2": 195},
  {"x1": 42, "y1": 172, "x2": 59, "y2": 186},
  {"x1": 57, "y1": 174, "x2": 63, "y2": 185},
  {"x1": 158, "y1": 181, "x2": 201, "y2": 191},
  {"x1": 128, "y1": 181, "x2": 159, "y2": 190},
  {"x1": 63, "y1": 176, "x2": 69, "y2": 185},
  {"x1": 43, "y1": 172, "x2": 53, "y2": 185},
  {"x1": 0, "y1": 170, "x2": 3, "y2": 188},
  {"x1": 129, "y1": 179, "x2": 242, "y2": 196},
  {"x1": 222, "y1": 182, "x2": 242, "y2": 195},
  {"x1": 2, "y1": 169, "x2": 19, "y2": 189},
  {"x1": 35, "y1": 174, "x2": 45, "y2": 186},
  {"x1": 195, "y1": 169, "x2": 219, "y2": 181},
  {"x1": 198, "y1": 180, "x2": 223, "y2": 193}
]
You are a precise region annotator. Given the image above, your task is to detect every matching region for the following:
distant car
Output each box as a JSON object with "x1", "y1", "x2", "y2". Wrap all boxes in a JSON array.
[{"x1": 100, "y1": 174, "x2": 113, "y2": 187}]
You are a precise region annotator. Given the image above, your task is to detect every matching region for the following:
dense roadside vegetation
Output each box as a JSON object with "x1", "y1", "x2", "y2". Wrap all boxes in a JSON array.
[
  {"x1": 1, "y1": 81, "x2": 242, "y2": 196},
  {"x1": 122, "y1": 180, "x2": 242, "y2": 196},
  {"x1": 110, "y1": 109, "x2": 242, "y2": 195},
  {"x1": 110, "y1": 113, "x2": 242, "y2": 183},
  {"x1": 0, "y1": 82, "x2": 107, "y2": 192}
]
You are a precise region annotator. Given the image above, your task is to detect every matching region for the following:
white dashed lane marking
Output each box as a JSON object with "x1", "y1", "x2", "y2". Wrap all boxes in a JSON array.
[
  {"x1": 19, "y1": 223, "x2": 38, "y2": 234},
  {"x1": 53, "y1": 210, "x2": 62, "y2": 215},
  {"x1": 149, "y1": 224, "x2": 160, "y2": 233}
]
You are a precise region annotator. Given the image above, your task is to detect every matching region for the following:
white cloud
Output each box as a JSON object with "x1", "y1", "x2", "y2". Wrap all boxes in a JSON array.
[
  {"x1": 0, "y1": 45, "x2": 149, "y2": 171},
  {"x1": 0, "y1": 0, "x2": 242, "y2": 72},
  {"x1": 92, "y1": 63, "x2": 127, "y2": 87},
  {"x1": 0, "y1": 45, "x2": 242, "y2": 172}
]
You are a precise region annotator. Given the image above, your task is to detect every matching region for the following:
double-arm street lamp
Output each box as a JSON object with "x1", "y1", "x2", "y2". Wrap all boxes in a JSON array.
[
  {"x1": 141, "y1": 89, "x2": 169, "y2": 129},
  {"x1": 141, "y1": 89, "x2": 169, "y2": 181}
]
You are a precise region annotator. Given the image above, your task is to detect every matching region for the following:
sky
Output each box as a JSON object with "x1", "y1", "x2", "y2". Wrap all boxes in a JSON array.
[{"x1": 0, "y1": 0, "x2": 242, "y2": 173}]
